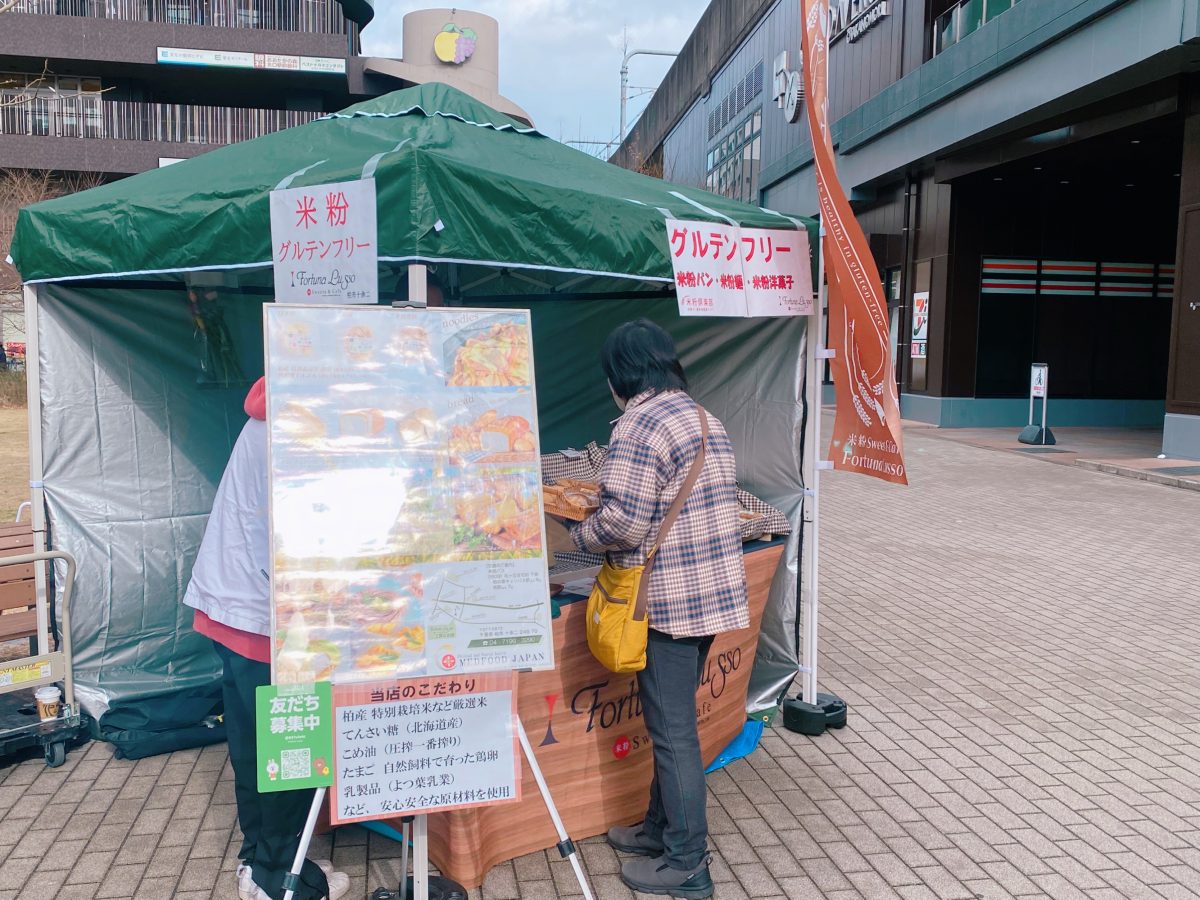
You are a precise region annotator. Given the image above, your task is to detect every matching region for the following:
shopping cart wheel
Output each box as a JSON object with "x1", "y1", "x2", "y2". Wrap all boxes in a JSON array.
[{"x1": 44, "y1": 741, "x2": 66, "y2": 768}]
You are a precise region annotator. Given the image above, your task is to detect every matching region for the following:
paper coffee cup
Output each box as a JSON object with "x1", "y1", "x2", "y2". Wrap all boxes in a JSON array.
[{"x1": 34, "y1": 685, "x2": 61, "y2": 721}]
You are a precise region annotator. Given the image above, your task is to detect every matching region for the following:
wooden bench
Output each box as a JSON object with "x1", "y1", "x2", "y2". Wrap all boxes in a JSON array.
[{"x1": 0, "y1": 522, "x2": 38, "y2": 653}]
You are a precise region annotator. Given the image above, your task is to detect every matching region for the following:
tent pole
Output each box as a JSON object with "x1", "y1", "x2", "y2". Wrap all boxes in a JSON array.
[
  {"x1": 801, "y1": 251, "x2": 824, "y2": 706},
  {"x1": 408, "y1": 264, "x2": 428, "y2": 307},
  {"x1": 23, "y1": 283, "x2": 50, "y2": 657},
  {"x1": 403, "y1": 263, "x2": 431, "y2": 900},
  {"x1": 800, "y1": 0, "x2": 833, "y2": 709}
]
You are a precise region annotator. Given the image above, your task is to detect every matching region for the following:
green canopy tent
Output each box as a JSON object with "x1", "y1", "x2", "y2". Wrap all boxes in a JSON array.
[{"x1": 11, "y1": 84, "x2": 815, "y2": 754}]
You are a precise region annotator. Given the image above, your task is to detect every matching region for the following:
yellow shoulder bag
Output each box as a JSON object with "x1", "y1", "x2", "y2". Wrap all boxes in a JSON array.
[{"x1": 586, "y1": 409, "x2": 709, "y2": 673}]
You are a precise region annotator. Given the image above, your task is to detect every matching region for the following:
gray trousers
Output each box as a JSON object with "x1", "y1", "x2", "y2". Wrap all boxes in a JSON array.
[{"x1": 637, "y1": 628, "x2": 715, "y2": 870}]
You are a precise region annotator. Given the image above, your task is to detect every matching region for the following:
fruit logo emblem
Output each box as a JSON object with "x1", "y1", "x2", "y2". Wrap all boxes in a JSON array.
[{"x1": 434, "y1": 24, "x2": 477, "y2": 65}]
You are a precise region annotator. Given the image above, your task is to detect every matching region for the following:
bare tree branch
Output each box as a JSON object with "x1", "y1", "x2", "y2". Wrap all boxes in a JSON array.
[
  {"x1": 0, "y1": 0, "x2": 22, "y2": 14},
  {"x1": 1, "y1": 170, "x2": 105, "y2": 305},
  {"x1": 0, "y1": 60, "x2": 113, "y2": 109}
]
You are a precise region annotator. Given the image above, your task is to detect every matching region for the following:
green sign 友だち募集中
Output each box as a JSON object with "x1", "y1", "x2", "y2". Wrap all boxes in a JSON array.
[{"x1": 255, "y1": 682, "x2": 334, "y2": 793}]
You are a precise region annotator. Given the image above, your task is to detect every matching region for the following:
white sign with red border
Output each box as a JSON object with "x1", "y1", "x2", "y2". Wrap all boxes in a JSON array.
[
  {"x1": 270, "y1": 179, "x2": 378, "y2": 305},
  {"x1": 666, "y1": 219, "x2": 814, "y2": 317},
  {"x1": 1031, "y1": 364, "x2": 1048, "y2": 399}
]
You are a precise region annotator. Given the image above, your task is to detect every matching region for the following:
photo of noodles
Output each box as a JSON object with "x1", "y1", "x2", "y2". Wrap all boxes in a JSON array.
[{"x1": 446, "y1": 322, "x2": 531, "y2": 387}]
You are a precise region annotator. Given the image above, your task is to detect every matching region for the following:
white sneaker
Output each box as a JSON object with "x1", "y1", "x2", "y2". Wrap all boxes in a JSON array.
[
  {"x1": 236, "y1": 864, "x2": 270, "y2": 900},
  {"x1": 312, "y1": 859, "x2": 350, "y2": 900},
  {"x1": 238, "y1": 859, "x2": 348, "y2": 900},
  {"x1": 323, "y1": 870, "x2": 351, "y2": 900}
]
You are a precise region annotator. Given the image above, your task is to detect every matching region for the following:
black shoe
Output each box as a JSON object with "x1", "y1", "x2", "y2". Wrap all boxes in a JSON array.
[
  {"x1": 619, "y1": 855, "x2": 714, "y2": 899},
  {"x1": 607, "y1": 822, "x2": 666, "y2": 856}
]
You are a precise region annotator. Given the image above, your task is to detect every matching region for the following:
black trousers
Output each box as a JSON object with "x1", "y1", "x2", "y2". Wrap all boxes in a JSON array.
[
  {"x1": 637, "y1": 628, "x2": 715, "y2": 870},
  {"x1": 214, "y1": 640, "x2": 330, "y2": 900}
]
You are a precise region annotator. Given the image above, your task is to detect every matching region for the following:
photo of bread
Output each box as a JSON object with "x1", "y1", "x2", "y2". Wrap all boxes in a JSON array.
[
  {"x1": 389, "y1": 325, "x2": 440, "y2": 374},
  {"x1": 449, "y1": 409, "x2": 537, "y2": 463},
  {"x1": 397, "y1": 408, "x2": 440, "y2": 446},
  {"x1": 343, "y1": 325, "x2": 375, "y2": 363},
  {"x1": 276, "y1": 402, "x2": 327, "y2": 440},
  {"x1": 282, "y1": 322, "x2": 314, "y2": 356},
  {"x1": 338, "y1": 408, "x2": 386, "y2": 438}
]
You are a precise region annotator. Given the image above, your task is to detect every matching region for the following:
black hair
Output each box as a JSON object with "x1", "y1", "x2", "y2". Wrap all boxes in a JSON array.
[{"x1": 601, "y1": 319, "x2": 688, "y2": 401}]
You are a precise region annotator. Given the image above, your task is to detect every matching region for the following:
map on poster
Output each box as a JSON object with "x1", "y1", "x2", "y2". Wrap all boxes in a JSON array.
[{"x1": 265, "y1": 305, "x2": 554, "y2": 685}]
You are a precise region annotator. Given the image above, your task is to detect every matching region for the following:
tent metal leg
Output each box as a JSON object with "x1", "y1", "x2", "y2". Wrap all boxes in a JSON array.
[
  {"x1": 283, "y1": 787, "x2": 326, "y2": 900},
  {"x1": 23, "y1": 284, "x2": 50, "y2": 658},
  {"x1": 413, "y1": 814, "x2": 429, "y2": 898},
  {"x1": 517, "y1": 717, "x2": 595, "y2": 900}
]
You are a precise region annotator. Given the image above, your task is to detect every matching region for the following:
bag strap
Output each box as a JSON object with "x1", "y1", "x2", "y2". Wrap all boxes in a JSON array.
[{"x1": 633, "y1": 408, "x2": 709, "y2": 621}]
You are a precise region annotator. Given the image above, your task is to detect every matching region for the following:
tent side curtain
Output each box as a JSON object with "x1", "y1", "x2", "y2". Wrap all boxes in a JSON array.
[{"x1": 35, "y1": 280, "x2": 805, "y2": 725}]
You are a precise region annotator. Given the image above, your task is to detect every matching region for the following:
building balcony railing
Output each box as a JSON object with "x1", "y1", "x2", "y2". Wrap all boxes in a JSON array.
[
  {"x1": 7, "y1": 0, "x2": 356, "y2": 36},
  {"x1": 0, "y1": 97, "x2": 320, "y2": 145},
  {"x1": 932, "y1": 0, "x2": 1022, "y2": 56}
]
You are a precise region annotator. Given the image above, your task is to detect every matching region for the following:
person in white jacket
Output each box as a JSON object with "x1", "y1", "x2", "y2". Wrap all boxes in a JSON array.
[{"x1": 184, "y1": 378, "x2": 348, "y2": 900}]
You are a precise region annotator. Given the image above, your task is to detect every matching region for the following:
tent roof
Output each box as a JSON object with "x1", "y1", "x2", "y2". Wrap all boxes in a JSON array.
[{"x1": 11, "y1": 83, "x2": 812, "y2": 290}]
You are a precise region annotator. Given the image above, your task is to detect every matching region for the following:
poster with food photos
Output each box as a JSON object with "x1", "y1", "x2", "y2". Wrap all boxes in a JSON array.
[{"x1": 264, "y1": 305, "x2": 554, "y2": 685}]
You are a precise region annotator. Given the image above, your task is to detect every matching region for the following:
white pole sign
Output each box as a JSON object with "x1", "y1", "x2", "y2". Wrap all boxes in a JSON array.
[
  {"x1": 1031, "y1": 363, "x2": 1048, "y2": 398},
  {"x1": 270, "y1": 178, "x2": 378, "y2": 305},
  {"x1": 666, "y1": 219, "x2": 814, "y2": 317}
]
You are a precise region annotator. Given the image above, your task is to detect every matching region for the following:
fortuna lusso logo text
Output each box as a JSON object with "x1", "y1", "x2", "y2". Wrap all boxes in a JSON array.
[
  {"x1": 844, "y1": 433, "x2": 905, "y2": 477},
  {"x1": 828, "y1": 0, "x2": 889, "y2": 43},
  {"x1": 568, "y1": 648, "x2": 744, "y2": 734}
]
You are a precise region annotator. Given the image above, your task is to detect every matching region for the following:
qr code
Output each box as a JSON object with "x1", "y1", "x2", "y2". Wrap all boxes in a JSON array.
[{"x1": 281, "y1": 748, "x2": 311, "y2": 781}]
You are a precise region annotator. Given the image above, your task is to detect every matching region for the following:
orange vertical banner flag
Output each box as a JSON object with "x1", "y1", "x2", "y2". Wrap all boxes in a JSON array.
[{"x1": 799, "y1": 0, "x2": 908, "y2": 484}]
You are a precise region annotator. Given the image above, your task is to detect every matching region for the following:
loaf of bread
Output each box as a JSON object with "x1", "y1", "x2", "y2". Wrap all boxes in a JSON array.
[{"x1": 278, "y1": 402, "x2": 326, "y2": 439}]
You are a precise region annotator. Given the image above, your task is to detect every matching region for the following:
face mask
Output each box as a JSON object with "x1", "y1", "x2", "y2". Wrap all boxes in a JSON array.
[{"x1": 608, "y1": 381, "x2": 627, "y2": 412}]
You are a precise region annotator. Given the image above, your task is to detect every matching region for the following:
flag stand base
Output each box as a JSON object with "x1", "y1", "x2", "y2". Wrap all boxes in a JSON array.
[
  {"x1": 371, "y1": 877, "x2": 467, "y2": 900},
  {"x1": 781, "y1": 692, "x2": 848, "y2": 737},
  {"x1": 1018, "y1": 425, "x2": 1056, "y2": 445}
]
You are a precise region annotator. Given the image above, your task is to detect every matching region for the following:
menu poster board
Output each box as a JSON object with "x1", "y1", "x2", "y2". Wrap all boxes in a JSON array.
[
  {"x1": 265, "y1": 305, "x2": 555, "y2": 688},
  {"x1": 331, "y1": 672, "x2": 520, "y2": 824},
  {"x1": 666, "y1": 218, "x2": 814, "y2": 318}
]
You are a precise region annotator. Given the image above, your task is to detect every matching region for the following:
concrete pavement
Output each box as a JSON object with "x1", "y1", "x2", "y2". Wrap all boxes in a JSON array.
[{"x1": 2, "y1": 422, "x2": 1198, "y2": 899}]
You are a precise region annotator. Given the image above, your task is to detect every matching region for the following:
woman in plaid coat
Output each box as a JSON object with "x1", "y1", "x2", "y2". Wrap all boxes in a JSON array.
[{"x1": 568, "y1": 319, "x2": 749, "y2": 899}]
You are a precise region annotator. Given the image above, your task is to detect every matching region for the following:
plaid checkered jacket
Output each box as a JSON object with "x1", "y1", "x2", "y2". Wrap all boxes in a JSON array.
[{"x1": 573, "y1": 390, "x2": 749, "y2": 637}]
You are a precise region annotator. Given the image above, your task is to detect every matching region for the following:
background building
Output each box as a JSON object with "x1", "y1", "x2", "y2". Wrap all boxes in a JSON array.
[
  {"x1": 615, "y1": 0, "x2": 1200, "y2": 460},
  {"x1": 0, "y1": 3, "x2": 526, "y2": 353}
]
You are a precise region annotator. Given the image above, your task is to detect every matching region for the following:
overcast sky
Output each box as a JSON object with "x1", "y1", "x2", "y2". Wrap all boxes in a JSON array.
[{"x1": 360, "y1": 1, "x2": 708, "y2": 153}]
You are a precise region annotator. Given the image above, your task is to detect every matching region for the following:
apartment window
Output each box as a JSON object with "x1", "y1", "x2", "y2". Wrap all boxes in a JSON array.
[
  {"x1": 0, "y1": 72, "x2": 105, "y2": 138},
  {"x1": 236, "y1": 0, "x2": 262, "y2": 28},
  {"x1": 706, "y1": 108, "x2": 762, "y2": 204},
  {"x1": 934, "y1": 0, "x2": 1015, "y2": 55},
  {"x1": 165, "y1": 0, "x2": 192, "y2": 24}
]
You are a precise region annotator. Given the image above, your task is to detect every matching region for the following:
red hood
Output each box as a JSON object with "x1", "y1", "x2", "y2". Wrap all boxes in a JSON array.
[{"x1": 244, "y1": 377, "x2": 266, "y2": 421}]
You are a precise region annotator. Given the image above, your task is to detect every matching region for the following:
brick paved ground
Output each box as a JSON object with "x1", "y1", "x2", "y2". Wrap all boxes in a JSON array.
[{"x1": 2, "y1": 423, "x2": 1199, "y2": 899}]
